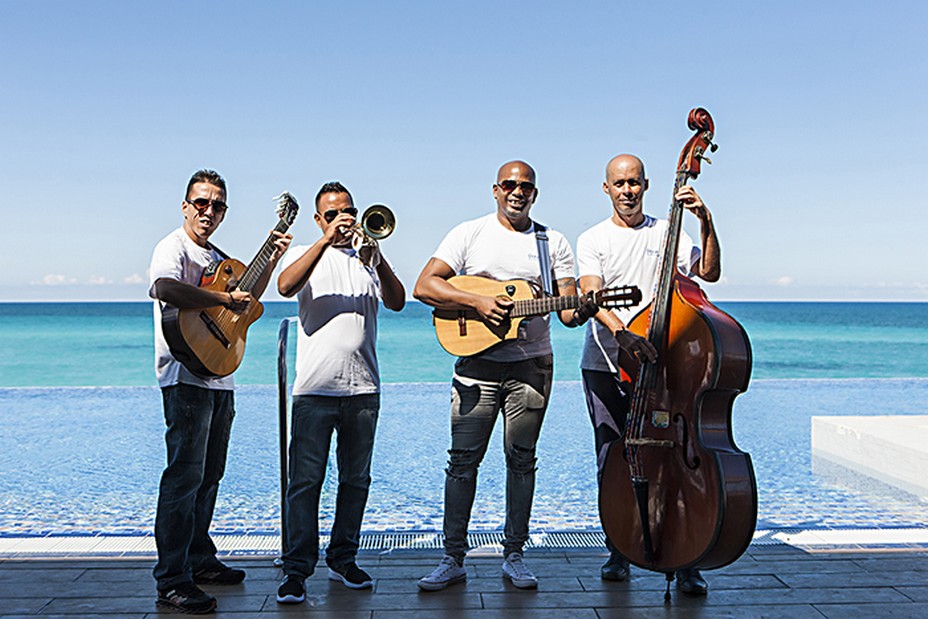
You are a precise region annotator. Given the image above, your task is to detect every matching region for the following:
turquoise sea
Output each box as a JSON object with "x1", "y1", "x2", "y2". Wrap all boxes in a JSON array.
[
  {"x1": 2, "y1": 301, "x2": 928, "y2": 387},
  {"x1": 1, "y1": 301, "x2": 927, "y2": 536}
]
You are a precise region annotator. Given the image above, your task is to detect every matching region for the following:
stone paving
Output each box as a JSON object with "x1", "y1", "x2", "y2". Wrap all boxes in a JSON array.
[{"x1": 3, "y1": 544, "x2": 928, "y2": 618}]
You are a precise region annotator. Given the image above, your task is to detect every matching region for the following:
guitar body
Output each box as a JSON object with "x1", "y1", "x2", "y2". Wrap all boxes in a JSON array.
[
  {"x1": 162, "y1": 258, "x2": 265, "y2": 378},
  {"x1": 432, "y1": 275, "x2": 533, "y2": 357}
]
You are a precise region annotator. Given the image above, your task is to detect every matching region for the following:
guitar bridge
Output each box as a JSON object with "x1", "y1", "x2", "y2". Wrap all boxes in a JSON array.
[
  {"x1": 457, "y1": 311, "x2": 467, "y2": 336},
  {"x1": 199, "y1": 311, "x2": 231, "y2": 348}
]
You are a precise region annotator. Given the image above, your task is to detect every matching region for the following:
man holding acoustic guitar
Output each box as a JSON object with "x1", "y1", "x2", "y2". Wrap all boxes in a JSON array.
[
  {"x1": 149, "y1": 169, "x2": 291, "y2": 614},
  {"x1": 577, "y1": 154, "x2": 721, "y2": 596},
  {"x1": 414, "y1": 161, "x2": 596, "y2": 590},
  {"x1": 274, "y1": 182, "x2": 405, "y2": 604}
]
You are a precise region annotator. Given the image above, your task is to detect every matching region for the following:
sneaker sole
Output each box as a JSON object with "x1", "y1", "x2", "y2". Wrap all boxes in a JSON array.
[
  {"x1": 503, "y1": 573, "x2": 538, "y2": 589},
  {"x1": 417, "y1": 573, "x2": 466, "y2": 591},
  {"x1": 276, "y1": 592, "x2": 306, "y2": 604},
  {"x1": 328, "y1": 568, "x2": 373, "y2": 589}
]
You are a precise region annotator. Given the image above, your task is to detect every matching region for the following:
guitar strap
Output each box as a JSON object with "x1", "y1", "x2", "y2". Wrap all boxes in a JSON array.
[
  {"x1": 208, "y1": 243, "x2": 231, "y2": 261},
  {"x1": 533, "y1": 221, "x2": 553, "y2": 296},
  {"x1": 200, "y1": 243, "x2": 232, "y2": 282}
]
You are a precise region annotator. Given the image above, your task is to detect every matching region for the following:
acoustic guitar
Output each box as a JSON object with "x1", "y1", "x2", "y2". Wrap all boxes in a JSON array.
[
  {"x1": 162, "y1": 192, "x2": 300, "y2": 378},
  {"x1": 433, "y1": 274, "x2": 641, "y2": 357}
]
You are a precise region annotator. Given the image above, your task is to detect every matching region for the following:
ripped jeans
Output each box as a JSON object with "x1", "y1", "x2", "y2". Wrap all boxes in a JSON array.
[{"x1": 443, "y1": 354, "x2": 553, "y2": 561}]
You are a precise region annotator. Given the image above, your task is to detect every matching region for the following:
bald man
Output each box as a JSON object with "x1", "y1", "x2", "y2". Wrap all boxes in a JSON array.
[
  {"x1": 576, "y1": 154, "x2": 720, "y2": 595},
  {"x1": 414, "y1": 161, "x2": 591, "y2": 590}
]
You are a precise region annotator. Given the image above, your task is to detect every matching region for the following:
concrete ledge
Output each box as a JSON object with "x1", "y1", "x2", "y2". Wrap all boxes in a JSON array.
[
  {"x1": 7, "y1": 528, "x2": 928, "y2": 558},
  {"x1": 812, "y1": 415, "x2": 928, "y2": 498}
]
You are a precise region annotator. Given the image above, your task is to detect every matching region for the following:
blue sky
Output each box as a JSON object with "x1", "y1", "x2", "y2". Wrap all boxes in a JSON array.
[{"x1": 1, "y1": 1, "x2": 925, "y2": 301}]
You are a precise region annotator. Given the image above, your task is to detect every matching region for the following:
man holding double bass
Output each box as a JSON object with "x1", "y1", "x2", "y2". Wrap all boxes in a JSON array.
[
  {"x1": 576, "y1": 154, "x2": 721, "y2": 595},
  {"x1": 149, "y1": 169, "x2": 291, "y2": 614}
]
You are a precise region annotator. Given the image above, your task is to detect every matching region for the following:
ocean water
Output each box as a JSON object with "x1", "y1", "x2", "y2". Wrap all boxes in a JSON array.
[
  {"x1": 1, "y1": 301, "x2": 927, "y2": 535},
  {"x1": 1, "y1": 301, "x2": 928, "y2": 387}
]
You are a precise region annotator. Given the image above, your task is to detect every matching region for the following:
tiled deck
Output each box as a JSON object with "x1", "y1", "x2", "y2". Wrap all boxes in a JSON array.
[{"x1": 3, "y1": 539, "x2": 928, "y2": 618}]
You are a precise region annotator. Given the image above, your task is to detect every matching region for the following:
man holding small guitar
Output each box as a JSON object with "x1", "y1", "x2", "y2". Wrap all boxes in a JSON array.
[
  {"x1": 149, "y1": 169, "x2": 291, "y2": 614},
  {"x1": 414, "y1": 161, "x2": 596, "y2": 590}
]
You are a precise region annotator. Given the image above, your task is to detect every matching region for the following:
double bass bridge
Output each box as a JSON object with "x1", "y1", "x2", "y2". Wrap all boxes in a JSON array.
[{"x1": 625, "y1": 438, "x2": 675, "y2": 448}]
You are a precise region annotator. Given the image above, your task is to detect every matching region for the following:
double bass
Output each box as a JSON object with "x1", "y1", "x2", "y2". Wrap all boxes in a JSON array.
[{"x1": 598, "y1": 108, "x2": 757, "y2": 597}]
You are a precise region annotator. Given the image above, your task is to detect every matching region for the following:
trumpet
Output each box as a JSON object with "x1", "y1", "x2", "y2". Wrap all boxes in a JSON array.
[{"x1": 349, "y1": 204, "x2": 396, "y2": 252}]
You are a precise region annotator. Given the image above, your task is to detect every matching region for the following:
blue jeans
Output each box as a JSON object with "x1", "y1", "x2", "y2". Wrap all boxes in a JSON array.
[
  {"x1": 153, "y1": 383, "x2": 235, "y2": 590},
  {"x1": 281, "y1": 394, "x2": 379, "y2": 578},
  {"x1": 443, "y1": 354, "x2": 553, "y2": 562}
]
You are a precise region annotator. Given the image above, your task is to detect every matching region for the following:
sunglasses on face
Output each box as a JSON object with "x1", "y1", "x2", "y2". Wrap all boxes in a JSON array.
[
  {"x1": 496, "y1": 179, "x2": 536, "y2": 193},
  {"x1": 185, "y1": 197, "x2": 228, "y2": 214},
  {"x1": 321, "y1": 206, "x2": 358, "y2": 223}
]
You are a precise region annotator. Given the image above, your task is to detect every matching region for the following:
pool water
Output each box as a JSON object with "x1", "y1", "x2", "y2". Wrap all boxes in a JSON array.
[{"x1": 2, "y1": 378, "x2": 927, "y2": 536}]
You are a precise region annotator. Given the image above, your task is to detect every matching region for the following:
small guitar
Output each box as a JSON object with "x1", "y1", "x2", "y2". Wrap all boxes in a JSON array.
[
  {"x1": 433, "y1": 275, "x2": 642, "y2": 357},
  {"x1": 162, "y1": 192, "x2": 300, "y2": 378}
]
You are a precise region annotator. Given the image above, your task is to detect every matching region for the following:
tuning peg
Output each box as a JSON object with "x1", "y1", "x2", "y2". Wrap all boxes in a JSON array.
[
  {"x1": 701, "y1": 156, "x2": 713, "y2": 165},
  {"x1": 710, "y1": 143, "x2": 719, "y2": 153}
]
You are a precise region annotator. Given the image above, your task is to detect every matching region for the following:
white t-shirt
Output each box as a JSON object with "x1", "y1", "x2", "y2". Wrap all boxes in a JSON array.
[
  {"x1": 282, "y1": 245, "x2": 383, "y2": 397},
  {"x1": 431, "y1": 213, "x2": 576, "y2": 362},
  {"x1": 577, "y1": 215, "x2": 700, "y2": 373},
  {"x1": 148, "y1": 227, "x2": 234, "y2": 390}
]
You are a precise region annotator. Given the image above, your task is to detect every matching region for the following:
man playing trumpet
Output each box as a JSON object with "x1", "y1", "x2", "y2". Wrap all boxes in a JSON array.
[{"x1": 275, "y1": 181, "x2": 405, "y2": 604}]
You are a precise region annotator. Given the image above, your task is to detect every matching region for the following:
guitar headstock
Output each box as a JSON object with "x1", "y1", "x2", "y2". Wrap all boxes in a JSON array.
[
  {"x1": 273, "y1": 192, "x2": 300, "y2": 227},
  {"x1": 594, "y1": 285, "x2": 642, "y2": 309}
]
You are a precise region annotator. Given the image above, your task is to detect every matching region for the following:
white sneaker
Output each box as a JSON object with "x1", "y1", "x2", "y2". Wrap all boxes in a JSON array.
[
  {"x1": 417, "y1": 555, "x2": 466, "y2": 591},
  {"x1": 502, "y1": 552, "x2": 538, "y2": 589}
]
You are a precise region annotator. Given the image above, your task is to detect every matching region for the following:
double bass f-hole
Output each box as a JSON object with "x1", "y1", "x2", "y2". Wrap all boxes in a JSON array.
[{"x1": 673, "y1": 414, "x2": 700, "y2": 470}]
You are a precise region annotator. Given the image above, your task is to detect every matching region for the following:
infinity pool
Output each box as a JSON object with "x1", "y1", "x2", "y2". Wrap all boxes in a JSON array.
[{"x1": 2, "y1": 378, "x2": 927, "y2": 536}]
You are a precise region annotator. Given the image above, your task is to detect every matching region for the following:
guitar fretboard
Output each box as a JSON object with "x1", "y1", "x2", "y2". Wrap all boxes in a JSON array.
[
  {"x1": 512, "y1": 295, "x2": 582, "y2": 318},
  {"x1": 237, "y1": 218, "x2": 291, "y2": 293}
]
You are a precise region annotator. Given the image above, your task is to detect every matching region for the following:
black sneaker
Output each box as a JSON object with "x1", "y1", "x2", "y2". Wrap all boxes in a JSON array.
[
  {"x1": 328, "y1": 562, "x2": 373, "y2": 589},
  {"x1": 276, "y1": 574, "x2": 306, "y2": 604},
  {"x1": 156, "y1": 582, "x2": 217, "y2": 614},
  {"x1": 193, "y1": 561, "x2": 246, "y2": 585},
  {"x1": 601, "y1": 553, "x2": 630, "y2": 581}
]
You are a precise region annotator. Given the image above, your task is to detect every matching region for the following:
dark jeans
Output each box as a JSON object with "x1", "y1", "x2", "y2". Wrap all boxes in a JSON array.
[
  {"x1": 581, "y1": 369, "x2": 630, "y2": 557},
  {"x1": 153, "y1": 383, "x2": 235, "y2": 590},
  {"x1": 281, "y1": 393, "x2": 380, "y2": 578},
  {"x1": 443, "y1": 354, "x2": 553, "y2": 562}
]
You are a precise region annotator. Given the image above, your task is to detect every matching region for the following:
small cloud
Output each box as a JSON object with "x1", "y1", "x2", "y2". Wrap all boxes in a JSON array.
[
  {"x1": 774, "y1": 276, "x2": 794, "y2": 286},
  {"x1": 88, "y1": 276, "x2": 113, "y2": 285},
  {"x1": 123, "y1": 273, "x2": 144, "y2": 284},
  {"x1": 39, "y1": 274, "x2": 77, "y2": 286}
]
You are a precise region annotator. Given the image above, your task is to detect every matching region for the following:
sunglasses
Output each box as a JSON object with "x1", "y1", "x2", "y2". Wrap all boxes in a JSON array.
[
  {"x1": 321, "y1": 206, "x2": 358, "y2": 223},
  {"x1": 496, "y1": 179, "x2": 536, "y2": 193},
  {"x1": 185, "y1": 197, "x2": 228, "y2": 214}
]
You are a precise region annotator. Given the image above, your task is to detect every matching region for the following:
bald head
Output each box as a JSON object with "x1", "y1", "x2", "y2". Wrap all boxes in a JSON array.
[
  {"x1": 605, "y1": 154, "x2": 646, "y2": 183},
  {"x1": 493, "y1": 159, "x2": 538, "y2": 231},
  {"x1": 603, "y1": 154, "x2": 648, "y2": 227},
  {"x1": 497, "y1": 160, "x2": 536, "y2": 184}
]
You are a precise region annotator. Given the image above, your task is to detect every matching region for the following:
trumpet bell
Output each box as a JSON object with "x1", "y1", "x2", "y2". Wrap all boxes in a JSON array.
[{"x1": 361, "y1": 204, "x2": 395, "y2": 240}]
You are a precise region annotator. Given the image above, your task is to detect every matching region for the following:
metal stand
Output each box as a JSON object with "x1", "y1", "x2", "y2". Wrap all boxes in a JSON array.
[{"x1": 274, "y1": 317, "x2": 296, "y2": 567}]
